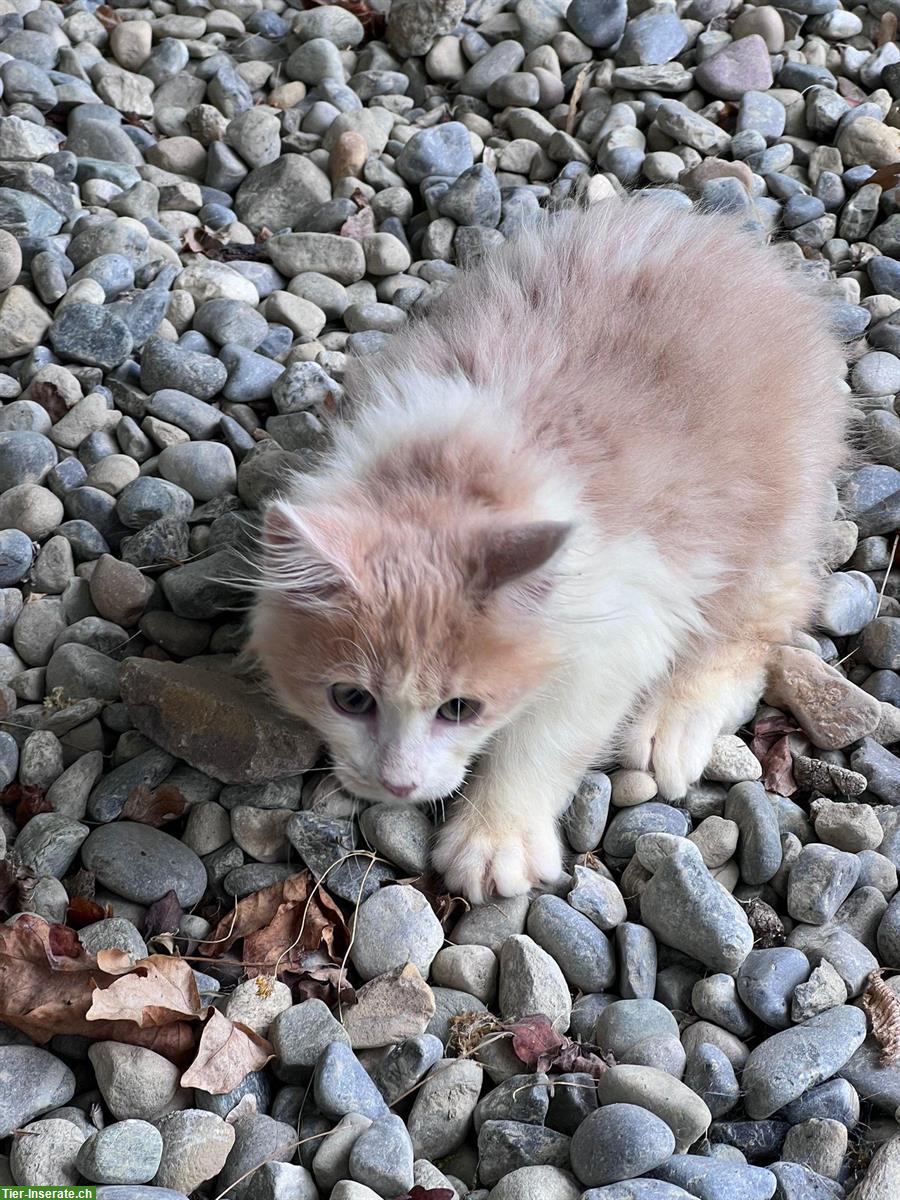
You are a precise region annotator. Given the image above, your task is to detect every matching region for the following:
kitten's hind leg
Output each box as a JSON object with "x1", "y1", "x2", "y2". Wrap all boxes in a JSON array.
[
  {"x1": 623, "y1": 564, "x2": 816, "y2": 798},
  {"x1": 621, "y1": 641, "x2": 768, "y2": 800}
]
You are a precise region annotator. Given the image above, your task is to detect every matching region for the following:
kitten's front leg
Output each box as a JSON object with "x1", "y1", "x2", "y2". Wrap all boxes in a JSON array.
[{"x1": 433, "y1": 678, "x2": 636, "y2": 904}]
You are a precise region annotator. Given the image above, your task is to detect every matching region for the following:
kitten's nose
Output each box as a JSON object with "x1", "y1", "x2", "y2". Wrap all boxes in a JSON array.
[{"x1": 379, "y1": 778, "x2": 416, "y2": 798}]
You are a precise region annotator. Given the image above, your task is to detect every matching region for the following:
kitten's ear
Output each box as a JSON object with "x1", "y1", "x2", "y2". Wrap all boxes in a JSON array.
[
  {"x1": 476, "y1": 520, "x2": 573, "y2": 593},
  {"x1": 261, "y1": 501, "x2": 359, "y2": 607}
]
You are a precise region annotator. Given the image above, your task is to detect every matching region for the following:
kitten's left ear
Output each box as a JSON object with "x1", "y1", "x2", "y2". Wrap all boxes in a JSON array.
[
  {"x1": 476, "y1": 520, "x2": 573, "y2": 593},
  {"x1": 260, "y1": 500, "x2": 361, "y2": 607}
]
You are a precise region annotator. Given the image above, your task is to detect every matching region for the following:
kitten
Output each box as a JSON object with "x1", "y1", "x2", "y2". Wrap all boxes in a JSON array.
[{"x1": 250, "y1": 197, "x2": 848, "y2": 904}]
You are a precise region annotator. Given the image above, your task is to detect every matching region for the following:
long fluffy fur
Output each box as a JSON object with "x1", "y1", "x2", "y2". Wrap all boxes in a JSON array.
[{"x1": 251, "y1": 196, "x2": 849, "y2": 902}]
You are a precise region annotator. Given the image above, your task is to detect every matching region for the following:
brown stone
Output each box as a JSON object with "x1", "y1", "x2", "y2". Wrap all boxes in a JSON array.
[
  {"x1": 342, "y1": 963, "x2": 436, "y2": 1050},
  {"x1": 680, "y1": 157, "x2": 755, "y2": 194},
  {"x1": 764, "y1": 645, "x2": 882, "y2": 750},
  {"x1": 89, "y1": 554, "x2": 155, "y2": 628},
  {"x1": 119, "y1": 658, "x2": 321, "y2": 783},
  {"x1": 329, "y1": 130, "x2": 368, "y2": 184}
]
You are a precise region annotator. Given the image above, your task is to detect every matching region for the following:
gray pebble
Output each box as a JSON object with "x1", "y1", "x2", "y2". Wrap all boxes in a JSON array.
[{"x1": 570, "y1": 1103, "x2": 676, "y2": 1187}]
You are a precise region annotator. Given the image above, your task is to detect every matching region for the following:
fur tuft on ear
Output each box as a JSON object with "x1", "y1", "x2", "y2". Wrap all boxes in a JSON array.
[
  {"x1": 260, "y1": 501, "x2": 359, "y2": 607},
  {"x1": 476, "y1": 520, "x2": 573, "y2": 593}
]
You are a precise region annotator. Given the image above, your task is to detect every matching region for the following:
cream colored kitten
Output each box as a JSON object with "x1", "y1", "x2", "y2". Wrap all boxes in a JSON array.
[{"x1": 251, "y1": 197, "x2": 847, "y2": 904}]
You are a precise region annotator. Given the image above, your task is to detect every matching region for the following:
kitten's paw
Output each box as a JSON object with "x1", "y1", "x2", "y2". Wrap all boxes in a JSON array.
[
  {"x1": 626, "y1": 657, "x2": 765, "y2": 799},
  {"x1": 649, "y1": 702, "x2": 720, "y2": 800},
  {"x1": 432, "y1": 815, "x2": 563, "y2": 905}
]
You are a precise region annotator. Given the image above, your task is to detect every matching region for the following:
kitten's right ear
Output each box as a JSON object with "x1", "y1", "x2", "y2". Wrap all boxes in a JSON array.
[{"x1": 261, "y1": 501, "x2": 359, "y2": 607}]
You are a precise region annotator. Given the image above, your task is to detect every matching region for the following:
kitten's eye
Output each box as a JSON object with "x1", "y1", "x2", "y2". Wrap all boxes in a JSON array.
[
  {"x1": 437, "y1": 697, "x2": 482, "y2": 723},
  {"x1": 330, "y1": 684, "x2": 376, "y2": 716}
]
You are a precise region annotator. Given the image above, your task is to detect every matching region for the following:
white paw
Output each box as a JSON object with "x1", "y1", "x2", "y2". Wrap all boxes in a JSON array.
[
  {"x1": 624, "y1": 659, "x2": 766, "y2": 800},
  {"x1": 650, "y1": 702, "x2": 721, "y2": 800},
  {"x1": 432, "y1": 814, "x2": 564, "y2": 905}
]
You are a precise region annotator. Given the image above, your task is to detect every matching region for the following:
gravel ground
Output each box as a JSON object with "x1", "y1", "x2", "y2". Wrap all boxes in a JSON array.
[{"x1": 2, "y1": 0, "x2": 900, "y2": 1198}]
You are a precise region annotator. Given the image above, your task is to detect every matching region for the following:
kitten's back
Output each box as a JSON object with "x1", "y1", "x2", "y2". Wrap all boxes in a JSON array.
[{"x1": 347, "y1": 198, "x2": 848, "y2": 636}]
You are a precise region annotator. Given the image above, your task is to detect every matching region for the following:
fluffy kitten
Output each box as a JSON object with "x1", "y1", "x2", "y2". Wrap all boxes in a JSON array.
[{"x1": 251, "y1": 197, "x2": 848, "y2": 904}]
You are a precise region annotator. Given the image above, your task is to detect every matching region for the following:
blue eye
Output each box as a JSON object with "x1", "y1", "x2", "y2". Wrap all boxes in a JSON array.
[
  {"x1": 437, "y1": 697, "x2": 482, "y2": 723},
  {"x1": 330, "y1": 684, "x2": 375, "y2": 715}
]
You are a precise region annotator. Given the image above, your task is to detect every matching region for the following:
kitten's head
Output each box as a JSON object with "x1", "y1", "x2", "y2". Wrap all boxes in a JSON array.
[{"x1": 250, "y1": 497, "x2": 570, "y2": 806}]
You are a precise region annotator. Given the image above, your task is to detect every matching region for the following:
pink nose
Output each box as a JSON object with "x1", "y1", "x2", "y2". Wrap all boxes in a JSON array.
[{"x1": 379, "y1": 778, "x2": 416, "y2": 798}]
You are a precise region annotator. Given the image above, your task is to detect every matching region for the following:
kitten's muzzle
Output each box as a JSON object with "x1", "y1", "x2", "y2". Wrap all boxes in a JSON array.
[{"x1": 377, "y1": 776, "x2": 417, "y2": 798}]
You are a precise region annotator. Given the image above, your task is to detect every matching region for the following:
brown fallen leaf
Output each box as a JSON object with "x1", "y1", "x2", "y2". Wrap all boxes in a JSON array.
[
  {"x1": 0, "y1": 782, "x2": 51, "y2": 828},
  {"x1": 867, "y1": 162, "x2": 900, "y2": 190},
  {"x1": 750, "y1": 711, "x2": 798, "y2": 797},
  {"x1": 88, "y1": 955, "x2": 207, "y2": 1027},
  {"x1": 142, "y1": 890, "x2": 183, "y2": 940},
  {"x1": 0, "y1": 914, "x2": 195, "y2": 1063},
  {"x1": 508, "y1": 1013, "x2": 614, "y2": 1078},
  {"x1": 66, "y1": 896, "x2": 108, "y2": 929},
  {"x1": 121, "y1": 783, "x2": 186, "y2": 827},
  {"x1": 95, "y1": 949, "x2": 137, "y2": 976},
  {"x1": 451, "y1": 1011, "x2": 614, "y2": 1080},
  {"x1": 48, "y1": 924, "x2": 83, "y2": 959},
  {"x1": 28, "y1": 379, "x2": 69, "y2": 424},
  {"x1": 199, "y1": 871, "x2": 347, "y2": 975},
  {"x1": 291, "y1": 963, "x2": 356, "y2": 1008},
  {"x1": 180, "y1": 1010, "x2": 273, "y2": 1094},
  {"x1": 862, "y1": 970, "x2": 900, "y2": 1065}
]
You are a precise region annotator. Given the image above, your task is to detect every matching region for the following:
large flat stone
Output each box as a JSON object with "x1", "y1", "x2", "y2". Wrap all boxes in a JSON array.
[{"x1": 119, "y1": 658, "x2": 320, "y2": 783}]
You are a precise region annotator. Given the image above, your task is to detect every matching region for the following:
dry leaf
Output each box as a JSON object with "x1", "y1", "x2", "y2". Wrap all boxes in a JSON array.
[
  {"x1": 508, "y1": 1014, "x2": 614, "y2": 1078},
  {"x1": 180, "y1": 1010, "x2": 273, "y2": 1094},
  {"x1": 565, "y1": 64, "x2": 591, "y2": 137},
  {"x1": 48, "y1": 924, "x2": 82, "y2": 959},
  {"x1": 121, "y1": 784, "x2": 186, "y2": 827},
  {"x1": 199, "y1": 871, "x2": 347, "y2": 977},
  {"x1": 66, "y1": 896, "x2": 108, "y2": 929},
  {"x1": 142, "y1": 890, "x2": 183, "y2": 940},
  {"x1": 291, "y1": 963, "x2": 356, "y2": 1008},
  {"x1": 0, "y1": 783, "x2": 50, "y2": 827},
  {"x1": 452, "y1": 1011, "x2": 614, "y2": 1080},
  {"x1": 750, "y1": 712, "x2": 799, "y2": 797},
  {"x1": 88, "y1": 955, "x2": 207, "y2": 1027},
  {"x1": 868, "y1": 162, "x2": 900, "y2": 190},
  {"x1": 95, "y1": 949, "x2": 137, "y2": 975},
  {"x1": 28, "y1": 379, "x2": 69, "y2": 423},
  {"x1": 862, "y1": 970, "x2": 900, "y2": 1064},
  {"x1": 0, "y1": 915, "x2": 195, "y2": 1062}
]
